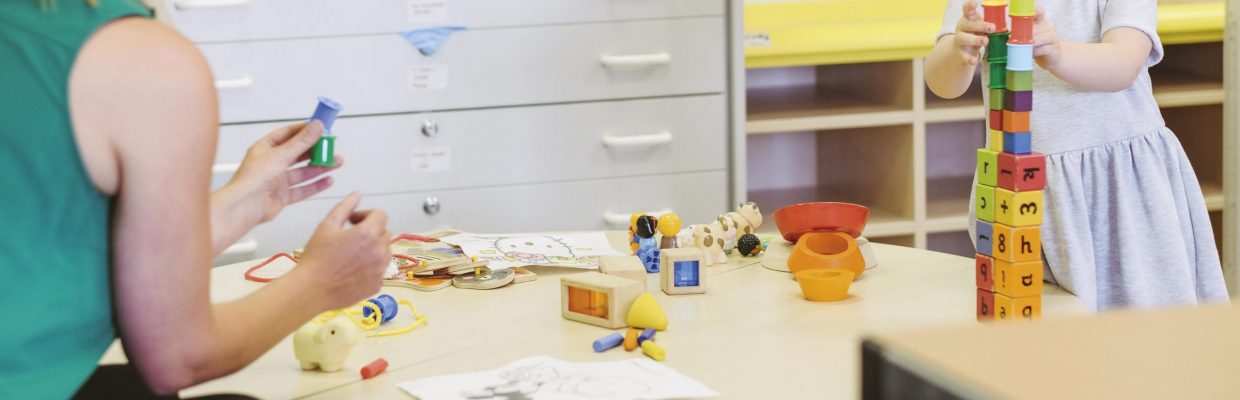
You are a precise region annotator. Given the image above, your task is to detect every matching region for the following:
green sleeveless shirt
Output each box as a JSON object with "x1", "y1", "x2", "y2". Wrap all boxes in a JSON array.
[{"x1": 0, "y1": 1, "x2": 151, "y2": 398}]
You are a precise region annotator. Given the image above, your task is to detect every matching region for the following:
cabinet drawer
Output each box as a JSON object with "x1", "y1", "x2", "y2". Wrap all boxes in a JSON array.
[
  {"x1": 163, "y1": 0, "x2": 723, "y2": 43},
  {"x1": 202, "y1": 17, "x2": 726, "y2": 123},
  {"x1": 213, "y1": 95, "x2": 727, "y2": 195},
  {"x1": 240, "y1": 171, "x2": 728, "y2": 256}
]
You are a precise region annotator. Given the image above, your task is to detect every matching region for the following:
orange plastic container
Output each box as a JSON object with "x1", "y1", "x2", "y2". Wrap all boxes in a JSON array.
[
  {"x1": 773, "y1": 202, "x2": 870, "y2": 242},
  {"x1": 786, "y1": 231, "x2": 866, "y2": 279},
  {"x1": 795, "y1": 269, "x2": 856, "y2": 302}
]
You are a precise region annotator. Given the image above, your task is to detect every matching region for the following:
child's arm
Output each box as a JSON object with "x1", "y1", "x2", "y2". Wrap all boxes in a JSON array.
[
  {"x1": 926, "y1": 0, "x2": 995, "y2": 99},
  {"x1": 1033, "y1": 6, "x2": 1154, "y2": 92}
]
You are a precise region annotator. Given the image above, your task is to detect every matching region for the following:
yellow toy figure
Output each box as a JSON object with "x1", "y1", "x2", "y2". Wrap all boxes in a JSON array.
[
  {"x1": 629, "y1": 212, "x2": 646, "y2": 253},
  {"x1": 658, "y1": 213, "x2": 681, "y2": 249}
]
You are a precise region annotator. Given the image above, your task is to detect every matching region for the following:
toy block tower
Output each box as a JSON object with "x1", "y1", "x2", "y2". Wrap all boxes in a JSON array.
[{"x1": 977, "y1": 0, "x2": 1045, "y2": 322}]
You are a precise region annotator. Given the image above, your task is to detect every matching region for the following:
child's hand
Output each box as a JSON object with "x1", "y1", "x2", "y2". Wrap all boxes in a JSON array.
[
  {"x1": 952, "y1": 0, "x2": 995, "y2": 66},
  {"x1": 1033, "y1": 5, "x2": 1062, "y2": 68}
]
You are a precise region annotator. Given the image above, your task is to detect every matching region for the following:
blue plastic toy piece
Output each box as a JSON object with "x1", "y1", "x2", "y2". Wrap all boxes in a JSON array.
[
  {"x1": 637, "y1": 245, "x2": 661, "y2": 273},
  {"x1": 976, "y1": 221, "x2": 994, "y2": 257},
  {"x1": 363, "y1": 294, "x2": 399, "y2": 324},
  {"x1": 311, "y1": 96, "x2": 343, "y2": 134},
  {"x1": 1003, "y1": 132, "x2": 1032, "y2": 154},
  {"x1": 593, "y1": 333, "x2": 624, "y2": 352},
  {"x1": 636, "y1": 328, "x2": 656, "y2": 345}
]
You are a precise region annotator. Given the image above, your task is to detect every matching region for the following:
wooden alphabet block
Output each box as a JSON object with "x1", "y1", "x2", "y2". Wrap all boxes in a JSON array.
[
  {"x1": 976, "y1": 221, "x2": 993, "y2": 257},
  {"x1": 1002, "y1": 110, "x2": 1030, "y2": 133},
  {"x1": 660, "y1": 248, "x2": 706, "y2": 295},
  {"x1": 994, "y1": 259, "x2": 1043, "y2": 298},
  {"x1": 995, "y1": 188, "x2": 1043, "y2": 227},
  {"x1": 598, "y1": 256, "x2": 649, "y2": 288},
  {"x1": 976, "y1": 184, "x2": 996, "y2": 223},
  {"x1": 997, "y1": 152, "x2": 1046, "y2": 191},
  {"x1": 988, "y1": 129, "x2": 1004, "y2": 152},
  {"x1": 977, "y1": 288, "x2": 995, "y2": 321},
  {"x1": 989, "y1": 109, "x2": 1003, "y2": 131},
  {"x1": 977, "y1": 149, "x2": 999, "y2": 187},
  {"x1": 989, "y1": 88, "x2": 1004, "y2": 110},
  {"x1": 561, "y1": 272, "x2": 645, "y2": 329},
  {"x1": 976, "y1": 254, "x2": 994, "y2": 291},
  {"x1": 994, "y1": 292, "x2": 1041, "y2": 321},
  {"x1": 1004, "y1": 89, "x2": 1032, "y2": 112},
  {"x1": 992, "y1": 223, "x2": 1041, "y2": 263},
  {"x1": 1003, "y1": 132, "x2": 1032, "y2": 154}
]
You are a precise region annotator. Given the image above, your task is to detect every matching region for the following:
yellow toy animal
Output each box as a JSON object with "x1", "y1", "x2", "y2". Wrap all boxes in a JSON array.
[{"x1": 293, "y1": 314, "x2": 363, "y2": 372}]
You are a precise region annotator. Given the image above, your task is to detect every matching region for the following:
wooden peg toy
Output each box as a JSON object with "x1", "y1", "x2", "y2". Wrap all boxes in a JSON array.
[
  {"x1": 660, "y1": 247, "x2": 706, "y2": 295},
  {"x1": 991, "y1": 223, "x2": 1041, "y2": 263},
  {"x1": 1002, "y1": 110, "x2": 1030, "y2": 133},
  {"x1": 561, "y1": 272, "x2": 644, "y2": 329},
  {"x1": 593, "y1": 333, "x2": 624, "y2": 352},
  {"x1": 994, "y1": 292, "x2": 1041, "y2": 321},
  {"x1": 976, "y1": 254, "x2": 995, "y2": 291},
  {"x1": 624, "y1": 328, "x2": 640, "y2": 351},
  {"x1": 997, "y1": 152, "x2": 1046, "y2": 191},
  {"x1": 657, "y1": 212, "x2": 681, "y2": 249},
  {"x1": 628, "y1": 212, "x2": 645, "y2": 253},
  {"x1": 988, "y1": 129, "x2": 1004, "y2": 152},
  {"x1": 598, "y1": 255, "x2": 649, "y2": 285},
  {"x1": 977, "y1": 288, "x2": 996, "y2": 321},
  {"x1": 994, "y1": 188, "x2": 1043, "y2": 227},
  {"x1": 1003, "y1": 132, "x2": 1032, "y2": 154},
  {"x1": 976, "y1": 183, "x2": 996, "y2": 223},
  {"x1": 994, "y1": 259, "x2": 1044, "y2": 298},
  {"x1": 635, "y1": 215, "x2": 661, "y2": 272},
  {"x1": 976, "y1": 221, "x2": 994, "y2": 257},
  {"x1": 640, "y1": 340, "x2": 666, "y2": 361},
  {"x1": 977, "y1": 149, "x2": 999, "y2": 187}
]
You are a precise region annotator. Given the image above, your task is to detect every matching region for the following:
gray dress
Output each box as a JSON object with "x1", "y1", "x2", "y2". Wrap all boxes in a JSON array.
[{"x1": 939, "y1": 0, "x2": 1229, "y2": 310}]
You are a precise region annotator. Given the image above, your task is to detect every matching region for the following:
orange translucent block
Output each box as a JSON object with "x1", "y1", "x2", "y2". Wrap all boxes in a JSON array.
[
  {"x1": 994, "y1": 292, "x2": 1041, "y2": 321},
  {"x1": 567, "y1": 286, "x2": 609, "y2": 319},
  {"x1": 994, "y1": 259, "x2": 1043, "y2": 298},
  {"x1": 977, "y1": 288, "x2": 996, "y2": 321},
  {"x1": 992, "y1": 223, "x2": 1041, "y2": 263},
  {"x1": 1002, "y1": 110, "x2": 1030, "y2": 133}
]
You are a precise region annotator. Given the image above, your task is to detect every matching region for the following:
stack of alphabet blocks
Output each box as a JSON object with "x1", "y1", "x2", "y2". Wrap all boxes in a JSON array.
[{"x1": 975, "y1": 0, "x2": 1046, "y2": 322}]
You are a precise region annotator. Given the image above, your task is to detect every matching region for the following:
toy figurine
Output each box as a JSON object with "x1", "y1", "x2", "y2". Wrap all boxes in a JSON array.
[
  {"x1": 634, "y1": 215, "x2": 660, "y2": 272},
  {"x1": 716, "y1": 215, "x2": 739, "y2": 255},
  {"x1": 736, "y1": 234, "x2": 762, "y2": 257},
  {"x1": 293, "y1": 314, "x2": 362, "y2": 372},
  {"x1": 658, "y1": 213, "x2": 681, "y2": 249},
  {"x1": 629, "y1": 212, "x2": 646, "y2": 254},
  {"x1": 724, "y1": 202, "x2": 763, "y2": 235},
  {"x1": 691, "y1": 224, "x2": 727, "y2": 266}
]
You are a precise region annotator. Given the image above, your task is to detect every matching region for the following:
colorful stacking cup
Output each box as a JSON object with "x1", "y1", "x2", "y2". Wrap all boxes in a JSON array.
[
  {"x1": 1010, "y1": 0, "x2": 1034, "y2": 16},
  {"x1": 988, "y1": 62, "x2": 1007, "y2": 89},
  {"x1": 1005, "y1": 90, "x2": 1032, "y2": 112},
  {"x1": 982, "y1": 4, "x2": 1008, "y2": 33},
  {"x1": 1006, "y1": 69, "x2": 1033, "y2": 91},
  {"x1": 986, "y1": 32, "x2": 1009, "y2": 62},
  {"x1": 989, "y1": 88, "x2": 1005, "y2": 110},
  {"x1": 1009, "y1": 15, "x2": 1034, "y2": 44},
  {"x1": 1006, "y1": 43, "x2": 1034, "y2": 71}
]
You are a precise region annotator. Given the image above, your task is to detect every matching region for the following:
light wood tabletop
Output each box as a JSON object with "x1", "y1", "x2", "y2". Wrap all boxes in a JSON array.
[{"x1": 101, "y1": 232, "x2": 1086, "y2": 399}]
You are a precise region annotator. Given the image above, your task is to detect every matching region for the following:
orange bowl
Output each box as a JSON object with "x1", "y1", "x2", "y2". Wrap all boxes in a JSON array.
[
  {"x1": 786, "y1": 232, "x2": 866, "y2": 279},
  {"x1": 795, "y1": 269, "x2": 855, "y2": 302},
  {"x1": 773, "y1": 202, "x2": 870, "y2": 242}
]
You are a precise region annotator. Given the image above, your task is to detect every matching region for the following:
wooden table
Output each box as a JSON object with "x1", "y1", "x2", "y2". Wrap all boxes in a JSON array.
[
  {"x1": 101, "y1": 233, "x2": 1086, "y2": 399},
  {"x1": 863, "y1": 303, "x2": 1240, "y2": 399}
]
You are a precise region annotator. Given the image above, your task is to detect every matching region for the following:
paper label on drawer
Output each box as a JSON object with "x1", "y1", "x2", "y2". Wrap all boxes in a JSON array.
[
  {"x1": 409, "y1": 65, "x2": 447, "y2": 91},
  {"x1": 408, "y1": 0, "x2": 447, "y2": 23},
  {"x1": 411, "y1": 147, "x2": 451, "y2": 172},
  {"x1": 745, "y1": 32, "x2": 772, "y2": 48}
]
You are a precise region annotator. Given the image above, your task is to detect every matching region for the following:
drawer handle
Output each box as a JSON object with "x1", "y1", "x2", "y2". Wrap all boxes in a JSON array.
[
  {"x1": 175, "y1": 0, "x2": 251, "y2": 10},
  {"x1": 599, "y1": 52, "x2": 671, "y2": 69},
  {"x1": 212, "y1": 163, "x2": 240, "y2": 176},
  {"x1": 222, "y1": 238, "x2": 258, "y2": 256},
  {"x1": 423, "y1": 197, "x2": 441, "y2": 216},
  {"x1": 602, "y1": 131, "x2": 673, "y2": 148},
  {"x1": 603, "y1": 209, "x2": 672, "y2": 227},
  {"x1": 214, "y1": 75, "x2": 253, "y2": 90}
]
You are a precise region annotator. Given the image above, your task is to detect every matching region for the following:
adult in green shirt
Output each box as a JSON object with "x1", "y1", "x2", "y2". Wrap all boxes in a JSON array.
[{"x1": 1, "y1": 1, "x2": 392, "y2": 397}]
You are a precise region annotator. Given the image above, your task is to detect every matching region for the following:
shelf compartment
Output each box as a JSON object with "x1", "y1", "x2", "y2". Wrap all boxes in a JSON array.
[
  {"x1": 747, "y1": 124, "x2": 917, "y2": 238},
  {"x1": 747, "y1": 62, "x2": 914, "y2": 134},
  {"x1": 925, "y1": 121, "x2": 986, "y2": 219},
  {"x1": 868, "y1": 234, "x2": 916, "y2": 248},
  {"x1": 1163, "y1": 104, "x2": 1224, "y2": 212},
  {"x1": 927, "y1": 230, "x2": 976, "y2": 258},
  {"x1": 1150, "y1": 42, "x2": 1223, "y2": 108},
  {"x1": 925, "y1": 70, "x2": 985, "y2": 123}
]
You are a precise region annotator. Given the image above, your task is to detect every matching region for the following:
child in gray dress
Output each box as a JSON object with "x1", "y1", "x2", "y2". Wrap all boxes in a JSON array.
[{"x1": 926, "y1": 0, "x2": 1228, "y2": 310}]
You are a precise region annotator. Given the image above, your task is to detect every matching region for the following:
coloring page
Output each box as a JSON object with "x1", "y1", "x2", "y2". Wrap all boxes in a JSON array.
[
  {"x1": 397, "y1": 356, "x2": 718, "y2": 400},
  {"x1": 440, "y1": 232, "x2": 625, "y2": 270}
]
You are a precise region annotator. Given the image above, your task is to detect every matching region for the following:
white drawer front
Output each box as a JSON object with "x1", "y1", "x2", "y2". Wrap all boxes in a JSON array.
[
  {"x1": 242, "y1": 171, "x2": 728, "y2": 256},
  {"x1": 202, "y1": 17, "x2": 726, "y2": 123},
  {"x1": 164, "y1": 0, "x2": 724, "y2": 43},
  {"x1": 213, "y1": 95, "x2": 727, "y2": 196}
]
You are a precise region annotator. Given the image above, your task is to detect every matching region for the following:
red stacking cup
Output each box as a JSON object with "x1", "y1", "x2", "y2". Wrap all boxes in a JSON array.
[
  {"x1": 1010, "y1": 15, "x2": 1034, "y2": 44},
  {"x1": 982, "y1": 4, "x2": 1008, "y2": 32}
]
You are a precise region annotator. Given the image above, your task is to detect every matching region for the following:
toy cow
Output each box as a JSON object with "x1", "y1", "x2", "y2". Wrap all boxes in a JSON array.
[
  {"x1": 723, "y1": 202, "x2": 763, "y2": 235},
  {"x1": 692, "y1": 224, "x2": 728, "y2": 266}
]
